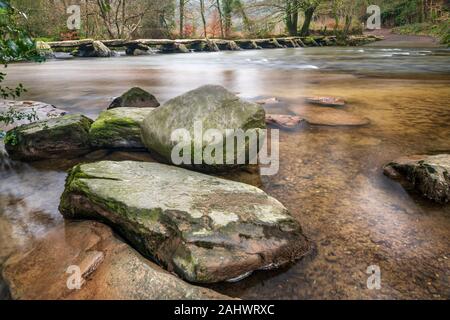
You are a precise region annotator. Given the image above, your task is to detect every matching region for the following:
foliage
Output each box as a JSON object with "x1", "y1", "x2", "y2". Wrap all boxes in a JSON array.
[
  {"x1": 0, "y1": 0, "x2": 43, "y2": 101},
  {"x1": 0, "y1": 106, "x2": 38, "y2": 125},
  {"x1": 0, "y1": 0, "x2": 43, "y2": 64},
  {"x1": 392, "y1": 20, "x2": 450, "y2": 46},
  {"x1": 4, "y1": 131, "x2": 16, "y2": 144},
  {"x1": 11, "y1": 0, "x2": 176, "y2": 40}
]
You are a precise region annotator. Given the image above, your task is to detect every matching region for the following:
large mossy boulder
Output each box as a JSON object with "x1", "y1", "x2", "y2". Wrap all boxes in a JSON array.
[
  {"x1": 2, "y1": 221, "x2": 229, "y2": 300},
  {"x1": 141, "y1": 85, "x2": 266, "y2": 172},
  {"x1": 108, "y1": 87, "x2": 160, "y2": 109},
  {"x1": 384, "y1": 154, "x2": 450, "y2": 203},
  {"x1": 5, "y1": 114, "x2": 93, "y2": 161},
  {"x1": 89, "y1": 107, "x2": 154, "y2": 149},
  {"x1": 59, "y1": 161, "x2": 310, "y2": 283}
]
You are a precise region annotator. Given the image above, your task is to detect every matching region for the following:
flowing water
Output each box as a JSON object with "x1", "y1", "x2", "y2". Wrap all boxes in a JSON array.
[{"x1": 1, "y1": 47, "x2": 449, "y2": 299}]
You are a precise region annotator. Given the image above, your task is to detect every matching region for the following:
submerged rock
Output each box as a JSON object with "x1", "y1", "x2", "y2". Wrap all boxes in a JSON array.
[
  {"x1": 266, "y1": 114, "x2": 304, "y2": 129},
  {"x1": 384, "y1": 154, "x2": 450, "y2": 203},
  {"x1": 290, "y1": 105, "x2": 370, "y2": 126},
  {"x1": 2, "y1": 221, "x2": 229, "y2": 299},
  {"x1": 89, "y1": 107, "x2": 154, "y2": 149},
  {"x1": 108, "y1": 87, "x2": 160, "y2": 109},
  {"x1": 59, "y1": 161, "x2": 310, "y2": 283},
  {"x1": 256, "y1": 97, "x2": 280, "y2": 105},
  {"x1": 5, "y1": 114, "x2": 93, "y2": 161},
  {"x1": 305, "y1": 96, "x2": 346, "y2": 107},
  {"x1": 0, "y1": 100, "x2": 67, "y2": 132},
  {"x1": 141, "y1": 85, "x2": 266, "y2": 172}
]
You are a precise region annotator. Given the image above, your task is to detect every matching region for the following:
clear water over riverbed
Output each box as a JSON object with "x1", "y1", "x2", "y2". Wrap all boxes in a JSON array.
[{"x1": 1, "y1": 47, "x2": 449, "y2": 299}]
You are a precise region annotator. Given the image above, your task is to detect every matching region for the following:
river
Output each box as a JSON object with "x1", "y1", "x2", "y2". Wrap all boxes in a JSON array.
[{"x1": 1, "y1": 46, "x2": 449, "y2": 299}]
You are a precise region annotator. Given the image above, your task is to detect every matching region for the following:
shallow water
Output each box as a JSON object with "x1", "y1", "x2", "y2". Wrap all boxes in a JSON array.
[{"x1": 1, "y1": 47, "x2": 449, "y2": 299}]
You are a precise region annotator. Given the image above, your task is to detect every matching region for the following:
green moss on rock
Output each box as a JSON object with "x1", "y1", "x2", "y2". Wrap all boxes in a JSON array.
[
  {"x1": 89, "y1": 107, "x2": 155, "y2": 149},
  {"x1": 5, "y1": 114, "x2": 93, "y2": 161}
]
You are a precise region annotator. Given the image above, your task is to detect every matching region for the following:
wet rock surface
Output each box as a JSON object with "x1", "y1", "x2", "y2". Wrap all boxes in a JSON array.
[
  {"x1": 108, "y1": 87, "x2": 160, "y2": 109},
  {"x1": 141, "y1": 85, "x2": 266, "y2": 172},
  {"x1": 384, "y1": 154, "x2": 450, "y2": 203},
  {"x1": 2, "y1": 221, "x2": 229, "y2": 300},
  {"x1": 59, "y1": 161, "x2": 311, "y2": 283},
  {"x1": 89, "y1": 107, "x2": 155, "y2": 149},
  {"x1": 4, "y1": 114, "x2": 93, "y2": 161}
]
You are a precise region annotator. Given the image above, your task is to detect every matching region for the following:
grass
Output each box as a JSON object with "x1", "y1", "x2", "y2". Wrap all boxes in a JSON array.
[{"x1": 392, "y1": 20, "x2": 450, "y2": 46}]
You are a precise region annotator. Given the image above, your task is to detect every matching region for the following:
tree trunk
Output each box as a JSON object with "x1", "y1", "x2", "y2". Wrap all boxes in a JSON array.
[
  {"x1": 291, "y1": 0, "x2": 298, "y2": 35},
  {"x1": 300, "y1": 6, "x2": 315, "y2": 36},
  {"x1": 200, "y1": 0, "x2": 207, "y2": 38},
  {"x1": 235, "y1": 0, "x2": 251, "y2": 34},
  {"x1": 179, "y1": 0, "x2": 184, "y2": 38},
  {"x1": 343, "y1": 15, "x2": 352, "y2": 38},
  {"x1": 285, "y1": 0, "x2": 299, "y2": 36},
  {"x1": 216, "y1": 0, "x2": 225, "y2": 38},
  {"x1": 223, "y1": 0, "x2": 234, "y2": 38}
]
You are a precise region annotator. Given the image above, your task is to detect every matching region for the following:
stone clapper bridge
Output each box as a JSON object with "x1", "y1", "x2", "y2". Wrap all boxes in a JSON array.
[{"x1": 45, "y1": 35, "x2": 383, "y2": 56}]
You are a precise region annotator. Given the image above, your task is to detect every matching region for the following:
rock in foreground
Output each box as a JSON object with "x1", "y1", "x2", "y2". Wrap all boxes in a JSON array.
[
  {"x1": 89, "y1": 107, "x2": 154, "y2": 149},
  {"x1": 108, "y1": 87, "x2": 160, "y2": 109},
  {"x1": 2, "y1": 221, "x2": 229, "y2": 300},
  {"x1": 5, "y1": 114, "x2": 93, "y2": 161},
  {"x1": 60, "y1": 161, "x2": 310, "y2": 283},
  {"x1": 141, "y1": 85, "x2": 266, "y2": 172},
  {"x1": 384, "y1": 154, "x2": 450, "y2": 203}
]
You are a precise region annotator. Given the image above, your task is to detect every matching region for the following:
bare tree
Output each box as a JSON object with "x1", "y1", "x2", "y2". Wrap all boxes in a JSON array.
[
  {"x1": 179, "y1": 0, "x2": 186, "y2": 38},
  {"x1": 215, "y1": 0, "x2": 225, "y2": 38},
  {"x1": 96, "y1": 0, "x2": 151, "y2": 39}
]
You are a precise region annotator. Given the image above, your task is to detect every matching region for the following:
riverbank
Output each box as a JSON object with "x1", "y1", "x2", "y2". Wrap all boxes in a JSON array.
[{"x1": 365, "y1": 28, "x2": 445, "y2": 48}]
